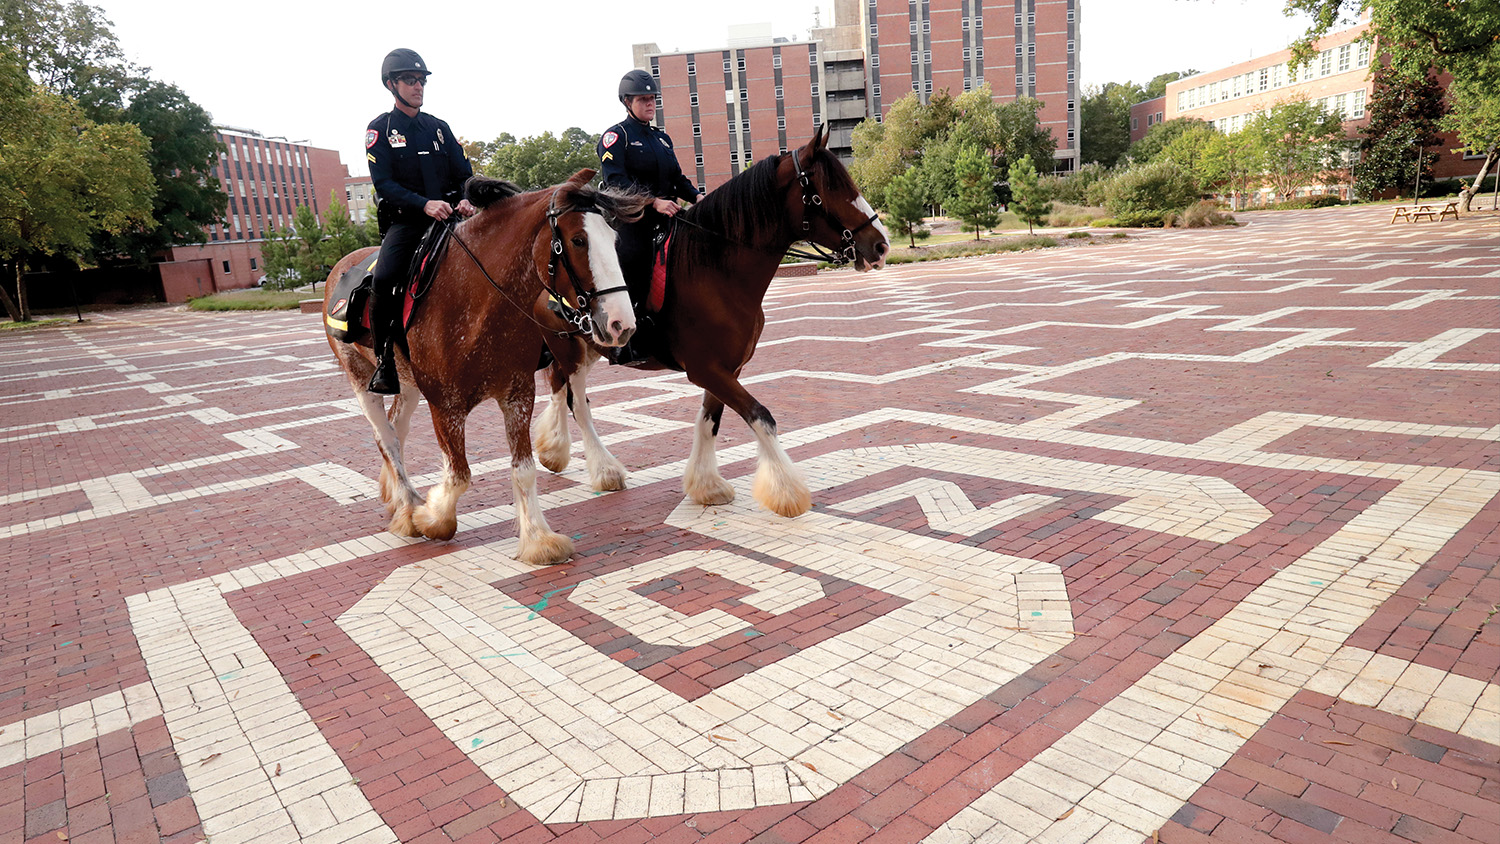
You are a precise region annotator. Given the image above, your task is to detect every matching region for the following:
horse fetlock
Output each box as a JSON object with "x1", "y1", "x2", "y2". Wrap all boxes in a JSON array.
[
  {"x1": 753, "y1": 462, "x2": 812, "y2": 518},
  {"x1": 534, "y1": 427, "x2": 572, "y2": 473},
  {"x1": 518, "y1": 530, "x2": 575, "y2": 565},
  {"x1": 387, "y1": 504, "x2": 421, "y2": 538}
]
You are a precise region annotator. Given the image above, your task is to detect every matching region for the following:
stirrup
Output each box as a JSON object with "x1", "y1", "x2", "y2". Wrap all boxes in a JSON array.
[{"x1": 367, "y1": 352, "x2": 400, "y2": 395}]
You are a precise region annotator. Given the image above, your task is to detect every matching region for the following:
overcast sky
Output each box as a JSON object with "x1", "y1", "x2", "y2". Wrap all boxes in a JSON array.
[{"x1": 89, "y1": 0, "x2": 1320, "y2": 178}]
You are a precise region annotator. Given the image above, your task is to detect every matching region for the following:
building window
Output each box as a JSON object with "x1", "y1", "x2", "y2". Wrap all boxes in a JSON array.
[
  {"x1": 1067, "y1": 10, "x2": 1075, "y2": 21},
  {"x1": 690, "y1": 92, "x2": 699, "y2": 106},
  {"x1": 1067, "y1": 129, "x2": 1076, "y2": 143},
  {"x1": 687, "y1": 60, "x2": 696, "y2": 75},
  {"x1": 692, "y1": 123, "x2": 701, "y2": 136},
  {"x1": 869, "y1": 23, "x2": 877, "y2": 35},
  {"x1": 873, "y1": 83, "x2": 881, "y2": 95},
  {"x1": 1016, "y1": 75, "x2": 1023, "y2": 87},
  {"x1": 811, "y1": 83, "x2": 819, "y2": 96},
  {"x1": 1028, "y1": 43, "x2": 1035, "y2": 56},
  {"x1": 695, "y1": 154, "x2": 704, "y2": 167},
  {"x1": 1357, "y1": 41, "x2": 1370, "y2": 66},
  {"x1": 1351, "y1": 88, "x2": 1366, "y2": 119},
  {"x1": 961, "y1": 17, "x2": 969, "y2": 31},
  {"x1": 964, "y1": 77, "x2": 972, "y2": 91},
  {"x1": 742, "y1": 119, "x2": 750, "y2": 132},
  {"x1": 1066, "y1": 39, "x2": 1074, "y2": 53},
  {"x1": 1132, "y1": 116, "x2": 1139, "y2": 130},
  {"x1": 737, "y1": 57, "x2": 746, "y2": 71},
  {"x1": 1015, "y1": 44, "x2": 1022, "y2": 57},
  {"x1": 222, "y1": 260, "x2": 231, "y2": 273},
  {"x1": 923, "y1": 50, "x2": 931, "y2": 63},
  {"x1": 1028, "y1": 13, "x2": 1034, "y2": 25},
  {"x1": 740, "y1": 88, "x2": 748, "y2": 102},
  {"x1": 924, "y1": 80, "x2": 933, "y2": 93},
  {"x1": 912, "y1": 51, "x2": 920, "y2": 64},
  {"x1": 1067, "y1": 70, "x2": 1075, "y2": 83},
  {"x1": 723, "y1": 59, "x2": 731, "y2": 72},
  {"x1": 1028, "y1": 72, "x2": 1035, "y2": 85},
  {"x1": 773, "y1": 55, "x2": 781, "y2": 68},
  {"x1": 655, "y1": 95, "x2": 662, "y2": 108},
  {"x1": 1014, "y1": 13, "x2": 1021, "y2": 25},
  {"x1": 963, "y1": 47, "x2": 971, "y2": 61},
  {"x1": 871, "y1": 53, "x2": 879, "y2": 67},
  {"x1": 1319, "y1": 50, "x2": 1332, "y2": 76},
  {"x1": 976, "y1": 46, "x2": 983, "y2": 59},
  {"x1": 651, "y1": 65, "x2": 660, "y2": 77},
  {"x1": 922, "y1": 20, "x2": 930, "y2": 33},
  {"x1": 909, "y1": 21, "x2": 917, "y2": 34},
  {"x1": 730, "y1": 151, "x2": 738, "y2": 163},
  {"x1": 809, "y1": 49, "x2": 816, "y2": 63},
  {"x1": 775, "y1": 85, "x2": 784, "y2": 99},
  {"x1": 777, "y1": 116, "x2": 786, "y2": 129},
  {"x1": 1337, "y1": 44, "x2": 1351, "y2": 72},
  {"x1": 1067, "y1": 99, "x2": 1075, "y2": 112}
]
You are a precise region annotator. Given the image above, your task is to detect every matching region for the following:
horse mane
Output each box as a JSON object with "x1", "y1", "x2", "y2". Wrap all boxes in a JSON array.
[
  {"x1": 464, "y1": 175, "x2": 524, "y2": 208},
  {"x1": 560, "y1": 183, "x2": 651, "y2": 227}
]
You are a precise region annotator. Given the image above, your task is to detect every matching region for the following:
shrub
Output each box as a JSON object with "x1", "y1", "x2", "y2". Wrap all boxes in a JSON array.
[
  {"x1": 1051, "y1": 162, "x2": 1111, "y2": 204},
  {"x1": 1180, "y1": 200, "x2": 1237, "y2": 227},
  {"x1": 1112, "y1": 209, "x2": 1172, "y2": 227},
  {"x1": 1266, "y1": 195, "x2": 1344, "y2": 210},
  {"x1": 1065, "y1": 231, "x2": 1091, "y2": 239},
  {"x1": 1102, "y1": 160, "x2": 1200, "y2": 215}
]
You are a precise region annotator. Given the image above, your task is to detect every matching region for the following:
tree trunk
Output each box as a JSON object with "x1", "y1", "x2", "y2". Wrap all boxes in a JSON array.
[
  {"x1": 1457, "y1": 147, "x2": 1498, "y2": 213},
  {"x1": 0, "y1": 263, "x2": 22, "y2": 322},
  {"x1": 16, "y1": 260, "x2": 32, "y2": 321}
]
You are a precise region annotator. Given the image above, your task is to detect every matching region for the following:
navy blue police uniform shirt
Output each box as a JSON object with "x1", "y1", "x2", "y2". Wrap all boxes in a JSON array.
[
  {"x1": 365, "y1": 109, "x2": 473, "y2": 223},
  {"x1": 598, "y1": 116, "x2": 699, "y2": 204}
]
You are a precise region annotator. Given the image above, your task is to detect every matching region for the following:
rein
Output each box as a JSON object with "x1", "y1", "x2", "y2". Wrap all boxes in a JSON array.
[{"x1": 671, "y1": 150, "x2": 878, "y2": 268}]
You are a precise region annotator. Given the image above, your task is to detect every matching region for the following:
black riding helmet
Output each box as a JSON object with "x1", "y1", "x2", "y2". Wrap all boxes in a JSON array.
[
  {"x1": 618, "y1": 69, "x2": 658, "y2": 104},
  {"x1": 381, "y1": 48, "x2": 430, "y2": 85}
]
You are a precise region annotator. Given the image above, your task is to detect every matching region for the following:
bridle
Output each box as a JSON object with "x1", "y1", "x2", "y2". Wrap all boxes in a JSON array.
[
  {"x1": 783, "y1": 148, "x2": 880, "y2": 267},
  {"x1": 670, "y1": 148, "x2": 880, "y2": 268},
  {"x1": 543, "y1": 198, "x2": 628, "y2": 336},
  {"x1": 443, "y1": 193, "x2": 622, "y2": 337}
]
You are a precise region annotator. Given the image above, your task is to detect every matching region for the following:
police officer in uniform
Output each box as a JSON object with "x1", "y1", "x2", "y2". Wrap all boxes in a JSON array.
[
  {"x1": 363, "y1": 48, "x2": 475, "y2": 394},
  {"x1": 598, "y1": 69, "x2": 701, "y2": 363}
]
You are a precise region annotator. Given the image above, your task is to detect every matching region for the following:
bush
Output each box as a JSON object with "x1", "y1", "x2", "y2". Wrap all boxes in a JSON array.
[
  {"x1": 1065, "y1": 231, "x2": 1091, "y2": 239},
  {"x1": 1045, "y1": 203, "x2": 1108, "y2": 227},
  {"x1": 1050, "y1": 162, "x2": 1111, "y2": 204},
  {"x1": 1265, "y1": 195, "x2": 1344, "y2": 210},
  {"x1": 1101, "y1": 160, "x2": 1200, "y2": 215},
  {"x1": 1180, "y1": 200, "x2": 1237, "y2": 227},
  {"x1": 1112, "y1": 209, "x2": 1173, "y2": 227}
]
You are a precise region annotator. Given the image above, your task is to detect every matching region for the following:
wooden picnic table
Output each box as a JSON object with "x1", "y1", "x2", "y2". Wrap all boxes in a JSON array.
[{"x1": 1391, "y1": 201, "x2": 1460, "y2": 223}]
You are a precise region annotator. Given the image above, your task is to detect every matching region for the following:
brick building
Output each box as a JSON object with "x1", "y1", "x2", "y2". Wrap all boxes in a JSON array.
[
  {"x1": 345, "y1": 176, "x2": 376, "y2": 225},
  {"x1": 636, "y1": 0, "x2": 1078, "y2": 192},
  {"x1": 1128, "y1": 20, "x2": 1475, "y2": 200},
  {"x1": 162, "y1": 127, "x2": 349, "y2": 298}
]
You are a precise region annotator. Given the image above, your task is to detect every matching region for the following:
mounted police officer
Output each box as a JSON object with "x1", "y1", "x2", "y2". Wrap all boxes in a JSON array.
[
  {"x1": 363, "y1": 48, "x2": 475, "y2": 394},
  {"x1": 598, "y1": 69, "x2": 701, "y2": 364}
]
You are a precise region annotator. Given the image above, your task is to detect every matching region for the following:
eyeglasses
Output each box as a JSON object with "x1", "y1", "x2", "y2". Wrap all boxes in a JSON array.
[{"x1": 395, "y1": 75, "x2": 428, "y2": 87}]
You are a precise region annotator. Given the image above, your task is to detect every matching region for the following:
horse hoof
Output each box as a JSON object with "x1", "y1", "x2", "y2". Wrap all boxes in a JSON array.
[
  {"x1": 388, "y1": 506, "x2": 421, "y2": 538},
  {"x1": 519, "y1": 531, "x2": 574, "y2": 565},
  {"x1": 413, "y1": 506, "x2": 458, "y2": 541},
  {"x1": 753, "y1": 466, "x2": 812, "y2": 518},
  {"x1": 591, "y1": 461, "x2": 628, "y2": 492},
  {"x1": 686, "y1": 476, "x2": 735, "y2": 507}
]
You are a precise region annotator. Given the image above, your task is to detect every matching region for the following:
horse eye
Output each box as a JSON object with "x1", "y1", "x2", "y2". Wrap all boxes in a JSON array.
[{"x1": 571, "y1": 235, "x2": 587, "y2": 248}]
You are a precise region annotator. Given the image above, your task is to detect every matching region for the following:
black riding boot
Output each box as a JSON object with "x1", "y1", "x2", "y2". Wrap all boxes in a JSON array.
[
  {"x1": 368, "y1": 337, "x2": 400, "y2": 394},
  {"x1": 367, "y1": 286, "x2": 401, "y2": 395}
]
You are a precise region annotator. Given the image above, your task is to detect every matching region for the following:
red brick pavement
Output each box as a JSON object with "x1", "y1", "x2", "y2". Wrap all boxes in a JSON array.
[{"x1": 1, "y1": 205, "x2": 1496, "y2": 843}]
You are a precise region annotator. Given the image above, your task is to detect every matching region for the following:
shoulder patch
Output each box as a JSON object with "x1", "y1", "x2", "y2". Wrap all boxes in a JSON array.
[
  {"x1": 365, "y1": 129, "x2": 378, "y2": 149},
  {"x1": 602, "y1": 130, "x2": 619, "y2": 148}
]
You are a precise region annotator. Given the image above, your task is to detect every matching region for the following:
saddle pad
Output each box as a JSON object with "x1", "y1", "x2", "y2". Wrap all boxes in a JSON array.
[
  {"x1": 324, "y1": 253, "x2": 379, "y2": 343},
  {"x1": 648, "y1": 229, "x2": 672, "y2": 313}
]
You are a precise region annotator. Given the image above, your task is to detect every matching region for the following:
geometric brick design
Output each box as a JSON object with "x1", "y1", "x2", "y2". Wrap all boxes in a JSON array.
[{"x1": 2, "y1": 204, "x2": 1496, "y2": 843}]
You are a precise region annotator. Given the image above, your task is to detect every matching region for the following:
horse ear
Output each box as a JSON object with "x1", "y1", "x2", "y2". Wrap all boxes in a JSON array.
[
  {"x1": 567, "y1": 168, "x2": 596, "y2": 186},
  {"x1": 818, "y1": 123, "x2": 830, "y2": 148}
]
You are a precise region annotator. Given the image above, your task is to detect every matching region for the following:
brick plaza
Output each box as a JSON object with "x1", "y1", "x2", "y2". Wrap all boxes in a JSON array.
[{"x1": 2, "y1": 204, "x2": 1496, "y2": 844}]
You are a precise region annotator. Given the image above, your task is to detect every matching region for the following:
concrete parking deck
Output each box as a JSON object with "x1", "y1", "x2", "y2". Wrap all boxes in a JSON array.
[{"x1": 2, "y1": 205, "x2": 1496, "y2": 844}]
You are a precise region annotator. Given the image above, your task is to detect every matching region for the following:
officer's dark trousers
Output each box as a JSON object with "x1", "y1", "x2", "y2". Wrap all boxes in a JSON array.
[
  {"x1": 370, "y1": 221, "x2": 428, "y2": 352},
  {"x1": 614, "y1": 216, "x2": 662, "y2": 306}
]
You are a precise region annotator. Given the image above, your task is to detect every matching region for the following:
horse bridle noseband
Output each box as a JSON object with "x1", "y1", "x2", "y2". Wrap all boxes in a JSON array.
[{"x1": 784, "y1": 149, "x2": 880, "y2": 266}]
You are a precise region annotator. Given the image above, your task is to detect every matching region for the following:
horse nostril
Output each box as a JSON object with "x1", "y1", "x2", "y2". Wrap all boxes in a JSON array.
[{"x1": 876, "y1": 241, "x2": 889, "y2": 256}]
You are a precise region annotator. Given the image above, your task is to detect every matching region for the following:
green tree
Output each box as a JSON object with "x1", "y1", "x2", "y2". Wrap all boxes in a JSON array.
[
  {"x1": 257, "y1": 227, "x2": 300, "y2": 290},
  {"x1": 320, "y1": 190, "x2": 374, "y2": 273},
  {"x1": 1355, "y1": 64, "x2": 1446, "y2": 197},
  {"x1": 1102, "y1": 159, "x2": 1200, "y2": 215},
  {"x1": 881, "y1": 170, "x2": 927, "y2": 247},
  {"x1": 1079, "y1": 82, "x2": 1144, "y2": 168},
  {"x1": 288, "y1": 205, "x2": 330, "y2": 286},
  {"x1": 1155, "y1": 120, "x2": 1220, "y2": 182},
  {"x1": 948, "y1": 144, "x2": 999, "y2": 240},
  {"x1": 1281, "y1": 0, "x2": 1500, "y2": 210},
  {"x1": 0, "y1": 0, "x2": 131, "y2": 112},
  {"x1": 0, "y1": 51, "x2": 153, "y2": 320},
  {"x1": 1199, "y1": 130, "x2": 1266, "y2": 210},
  {"x1": 88, "y1": 79, "x2": 227, "y2": 263},
  {"x1": 1126, "y1": 117, "x2": 1210, "y2": 164},
  {"x1": 849, "y1": 90, "x2": 957, "y2": 206},
  {"x1": 1008, "y1": 155, "x2": 1052, "y2": 235},
  {"x1": 483, "y1": 128, "x2": 600, "y2": 189},
  {"x1": 1246, "y1": 99, "x2": 1347, "y2": 201}
]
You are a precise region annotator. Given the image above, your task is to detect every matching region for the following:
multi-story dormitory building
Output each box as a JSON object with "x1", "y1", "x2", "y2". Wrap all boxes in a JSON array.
[
  {"x1": 635, "y1": 0, "x2": 1078, "y2": 193},
  {"x1": 161, "y1": 127, "x2": 349, "y2": 298},
  {"x1": 1128, "y1": 19, "x2": 1475, "y2": 201}
]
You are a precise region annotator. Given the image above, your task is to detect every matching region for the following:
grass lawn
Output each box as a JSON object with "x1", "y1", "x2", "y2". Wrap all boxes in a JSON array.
[
  {"x1": 187, "y1": 287, "x2": 312, "y2": 311},
  {"x1": 0, "y1": 317, "x2": 74, "y2": 331}
]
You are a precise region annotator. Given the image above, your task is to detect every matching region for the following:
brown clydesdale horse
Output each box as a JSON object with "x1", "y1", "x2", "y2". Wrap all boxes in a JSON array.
[
  {"x1": 532, "y1": 127, "x2": 891, "y2": 517},
  {"x1": 324, "y1": 170, "x2": 649, "y2": 564}
]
